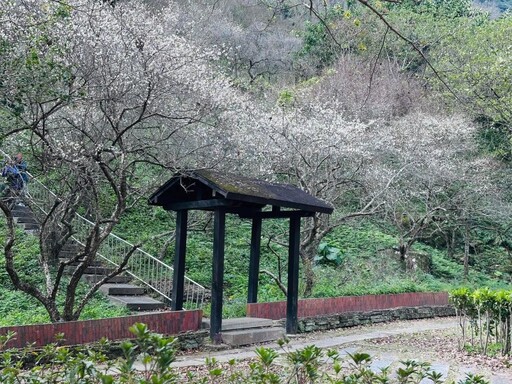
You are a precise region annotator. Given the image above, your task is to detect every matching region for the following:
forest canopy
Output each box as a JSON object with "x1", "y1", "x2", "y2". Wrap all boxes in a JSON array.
[{"x1": 1, "y1": 0, "x2": 512, "y2": 322}]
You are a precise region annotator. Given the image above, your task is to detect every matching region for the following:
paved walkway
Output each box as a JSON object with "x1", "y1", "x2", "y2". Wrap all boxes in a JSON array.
[{"x1": 170, "y1": 317, "x2": 511, "y2": 383}]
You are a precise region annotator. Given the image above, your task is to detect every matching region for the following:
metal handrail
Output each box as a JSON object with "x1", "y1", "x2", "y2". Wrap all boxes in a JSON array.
[{"x1": 1, "y1": 152, "x2": 205, "y2": 309}]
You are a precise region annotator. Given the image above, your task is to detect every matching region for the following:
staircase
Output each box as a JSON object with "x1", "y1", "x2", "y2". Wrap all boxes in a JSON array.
[
  {"x1": 12, "y1": 204, "x2": 39, "y2": 233},
  {"x1": 58, "y1": 241, "x2": 166, "y2": 312},
  {"x1": 3, "y1": 163, "x2": 206, "y2": 312},
  {"x1": 11, "y1": 206, "x2": 167, "y2": 312}
]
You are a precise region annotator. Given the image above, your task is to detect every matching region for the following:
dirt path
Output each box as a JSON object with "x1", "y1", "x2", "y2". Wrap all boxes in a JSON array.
[{"x1": 169, "y1": 317, "x2": 512, "y2": 383}]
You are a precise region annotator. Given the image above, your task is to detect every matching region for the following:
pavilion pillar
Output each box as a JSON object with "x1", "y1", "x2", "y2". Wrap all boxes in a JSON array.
[
  {"x1": 211, "y1": 208, "x2": 226, "y2": 342},
  {"x1": 171, "y1": 209, "x2": 188, "y2": 311},
  {"x1": 286, "y1": 215, "x2": 301, "y2": 334},
  {"x1": 247, "y1": 216, "x2": 262, "y2": 303}
]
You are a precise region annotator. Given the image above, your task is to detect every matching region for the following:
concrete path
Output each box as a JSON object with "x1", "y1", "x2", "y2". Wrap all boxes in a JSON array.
[{"x1": 169, "y1": 317, "x2": 512, "y2": 383}]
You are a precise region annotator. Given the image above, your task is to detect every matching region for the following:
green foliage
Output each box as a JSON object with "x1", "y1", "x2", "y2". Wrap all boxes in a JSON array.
[
  {"x1": 390, "y1": 0, "x2": 475, "y2": 18},
  {"x1": 315, "y1": 242, "x2": 344, "y2": 266},
  {"x1": 0, "y1": 220, "x2": 129, "y2": 326},
  {"x1": 450, "y1": 287, "x2": 512, "y2": 355},
  {"x1": 277, "y1": 89, "x2": 295, "y2": 107},
  {"x1": 1, "y1": 323, "x2": 491, "y2": 383},
  {"x1": 476, "y1": 118, "x2": 512, "y2": 161},
  {"x1": 295, "y1": 3, "x2": 364, "y2": 70},
  {"x1": 429, "y1": 13, "x2": 512, "y2": 127}
]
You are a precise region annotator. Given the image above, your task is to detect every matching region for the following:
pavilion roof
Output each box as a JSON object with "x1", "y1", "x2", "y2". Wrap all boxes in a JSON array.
[{"x1": 148, "y1": 169, "x2": 334, "y2": 215}]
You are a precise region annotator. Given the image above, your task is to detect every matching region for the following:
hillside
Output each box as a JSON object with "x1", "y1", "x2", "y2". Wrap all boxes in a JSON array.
[{"x1": 0, "y1": 0, "x2": 512, "y2": 324}]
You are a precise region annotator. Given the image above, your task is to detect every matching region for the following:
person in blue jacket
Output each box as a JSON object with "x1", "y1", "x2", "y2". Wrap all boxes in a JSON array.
[{"x1": 1, "y1": 153, "x2": 28, "y2": 205}]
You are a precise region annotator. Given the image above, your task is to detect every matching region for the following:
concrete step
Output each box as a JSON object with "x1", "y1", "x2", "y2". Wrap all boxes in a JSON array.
[
  {"x1": 58, "y1": 251, "x2": 83, "y2": 260},
  {"x1": 58, "y1": 244, "x2": 82, "y2": 257},
  {"x1": 83, "y1": 266, "x2": 114, "y2": 275},
  {"x1": 61, "y1": 242, "x2": 81, "y2": 251},
  {"x1": 11, "y1": 205, "x2": 31, "y2": 216},
  {"x1": 84, "y1": 274, "x2": 132, "y2": 284},
  {"x1": 20, "y1": 222, "x2": 39, "y2": 230},
  {"x1": 62, "y1": 265, "x2": 112, "y2": 275},
  {"x1": 99, "y1": 283, "x2": 146, "y2": 296},
  {"x1": 221, "y1": 327, "x2": 285, "y2": 347},
  {"x1": 59, "y1": 258, "x2": 102, "y2": 266},
  {"x1": 14, "y1": 215, "x2": 38, "y2": 224},
  {"x1": 108, "y1": 295, "x2": 165, "y2": 311},
  {"x1": 202, "y1": 317, "x2": 274, "y2": 331}
]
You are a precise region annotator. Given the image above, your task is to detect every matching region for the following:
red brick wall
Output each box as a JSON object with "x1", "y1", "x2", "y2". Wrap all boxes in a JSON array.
[
  {"x1": 0, "y1": 310, "x2": 202, "y2": 349},
  {"x1": 246, "y1": 292, "x2": 449, "y2": 320}
]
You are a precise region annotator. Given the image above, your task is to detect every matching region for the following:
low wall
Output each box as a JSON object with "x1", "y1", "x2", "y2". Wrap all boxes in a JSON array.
[
  {"x1": 247, "y1": 292, "x2": 450, "y2": 320},
  {"x1": 0, "y1": 310, "x2": 203, "y2": 349},
  {"x1": 293, "y1": 305, "x2": 455, "y2": 333}
]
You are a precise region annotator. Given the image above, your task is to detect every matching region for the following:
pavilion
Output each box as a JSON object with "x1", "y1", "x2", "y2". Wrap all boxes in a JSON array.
[{"x1": 148, "y1": 169, "x2": 333, "y2": 341}]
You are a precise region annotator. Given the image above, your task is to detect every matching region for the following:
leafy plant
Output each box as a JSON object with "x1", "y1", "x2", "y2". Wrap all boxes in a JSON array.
[
  {"x1": 0, "y1": 322, "x2": 493, "y2": 383},
  {"x1": 315, "y1": 242, "x2": 344, "y2": 266},
  {"x1": 450, "y1": 287, "x2": 512, "y2": 355}
]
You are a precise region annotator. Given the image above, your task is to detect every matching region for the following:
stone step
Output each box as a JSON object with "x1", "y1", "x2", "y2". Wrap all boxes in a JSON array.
[
  {"x1": 20, "y1": 222, "x2": 39, "y2": 230},
  {"x1": 59, "y1": 258, "x2": 102, "y2": 267},
  {"x1": 58, "y1": 251, "x2": 83, "y2": 259},
  {"x1": 221, "y1": 327, "x2": 285, "y2": 347},
  {"x1": 83, "y1": 266, "x2": 114, "y2": 275},
  {"x1": 61, "y1": 242, "x2": 81, "y2": 251},
  {"x1": 11, "y1": 205, "x2": 31, "y2": 215},
  {"x1": 99, "y1": 283, "x2": 146, "y2": 296},
  {"x1": 62, "y1": 262, "x2": 113, "y2": 276},
  {"x1": 108, "y1": 295, "x2": 165, "y2": 311},
  {"x1": 58, "y1": 244, "x2": 83, "y2": 257},
  {"x1": 14, "y1": 215, "x2": 38, "y2": 224},
  {"x1": 202, "y1": 317, "x2": 274, "y2": 331},
  {"x1": 84, "y1": 274, "x2": 132, "y2": 284}
]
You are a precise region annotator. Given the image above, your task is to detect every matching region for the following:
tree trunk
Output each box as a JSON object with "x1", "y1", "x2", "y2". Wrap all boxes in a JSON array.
[
  {"x1": 446, "y1": 229, "x2": 457, "y2": 259},
  {"x1": 302, "y1": 256, "x2": 315, "y2": 298},
  {"x1": 463, "y1": 224, "x2": 470, "y2": 280},
  {"x1": 399, "y1": 241, "x2": 416, "y2": 272},
  {"x1": 300, "y1": 242, "x2": 318, "y2": 297}
]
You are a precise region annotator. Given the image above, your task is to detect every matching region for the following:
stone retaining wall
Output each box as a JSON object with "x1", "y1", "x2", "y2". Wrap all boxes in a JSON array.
[
  {"x1": 247, "y1": 292, "x2": 450, "y2": 320},
  {"x1": 290, "y1": 305, "x2": 455, "y2": 333},
  {"x1": 0, "y1": 310, "x2": 203, "y2": 349}
]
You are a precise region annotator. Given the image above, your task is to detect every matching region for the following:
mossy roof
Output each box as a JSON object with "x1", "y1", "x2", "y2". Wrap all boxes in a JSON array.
[{"x1": 149, "y1": 169, "x2": 334, "y2": 214}]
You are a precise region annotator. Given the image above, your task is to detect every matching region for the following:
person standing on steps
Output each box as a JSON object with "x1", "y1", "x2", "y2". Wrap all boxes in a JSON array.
[
  {"x1": 13, "y1": 153, "x2": 28, "y2": 192},
  {"x1": 1, "y1": 153, "x2": 29, "y2": 207}
]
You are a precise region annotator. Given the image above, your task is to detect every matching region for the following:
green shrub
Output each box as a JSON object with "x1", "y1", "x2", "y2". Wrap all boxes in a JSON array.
[
  {"x1": 450, "y1": 287, "x2": 512, "y2": 355},
  {"x1": 0, "y1": 323, "x2": 491, "y2": 383}
]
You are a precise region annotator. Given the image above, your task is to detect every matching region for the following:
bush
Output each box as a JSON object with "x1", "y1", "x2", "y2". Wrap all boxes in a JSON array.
[
  {"x1": 450, "y1": 287, "x2": 512, "y2": 355},
  {"x1": 0, "y1": 323, "x2": 490, "y2": 383}
]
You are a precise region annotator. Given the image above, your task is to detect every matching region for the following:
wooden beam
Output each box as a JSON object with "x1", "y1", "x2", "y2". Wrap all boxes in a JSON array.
[
  {"x1": 210, "y1": 208, "x2": 226, "y2": 343},
  {"x1": 238, "y1": 210, "x2": 315, "y2": 219},
  {"x1": 247, "y1": 216, "x2": 262, "y2": 303},
  {"x1": 225, "y1": 191, "x2": 334, "y2": 214},
  {"x1": 163, "y1": 199, "x2": 234, "y2": 211},
  {"x1": 171, "y1": 209, "x2": 188, "y2": 310},
  {"x1": 286, "y1": 215, "x2": 301, "y2": 334}
]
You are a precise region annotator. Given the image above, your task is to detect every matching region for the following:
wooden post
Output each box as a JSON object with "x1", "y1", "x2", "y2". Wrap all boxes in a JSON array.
[
  {"x1": 211, "y1": 208, "x2": 226, "y2": 342},
  {"x1": 171, "y1": 209, "x2": 188, "y2": 311},
  {"x1": 286, "y1": 215, "x2": 301, "y2": 334},
  {"x1": 247, "y1": 216, "x2": 262, "y2": 303}
]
